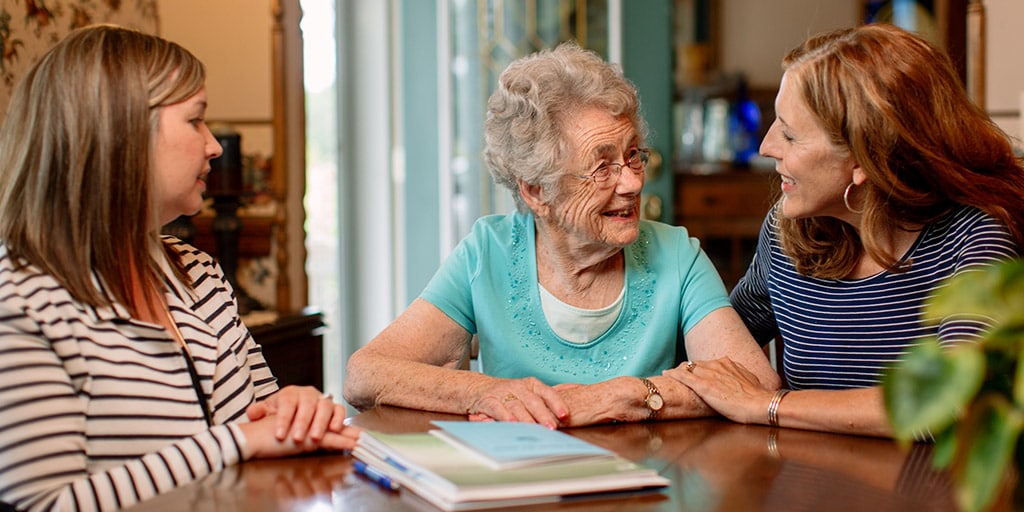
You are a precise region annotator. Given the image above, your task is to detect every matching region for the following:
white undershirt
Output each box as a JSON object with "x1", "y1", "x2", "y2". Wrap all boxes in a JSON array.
[{"x1": 538, "y1": 283, "x2": 625, "y2": 344}]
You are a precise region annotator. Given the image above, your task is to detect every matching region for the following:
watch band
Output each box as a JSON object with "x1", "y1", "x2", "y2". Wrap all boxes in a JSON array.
[{"x1": 640, "y1": 377, "x2": 663, "y2": 420}]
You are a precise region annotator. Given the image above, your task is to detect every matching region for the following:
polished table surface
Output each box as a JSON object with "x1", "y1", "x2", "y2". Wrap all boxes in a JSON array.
[{"x1": 126, "y1": 406, "x2": 1014, "y2": 511}]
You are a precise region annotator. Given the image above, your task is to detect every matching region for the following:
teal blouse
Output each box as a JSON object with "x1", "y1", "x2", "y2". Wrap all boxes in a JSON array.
[{"x1": 421, "y1": 211, "x2": 730, "y2": 385}]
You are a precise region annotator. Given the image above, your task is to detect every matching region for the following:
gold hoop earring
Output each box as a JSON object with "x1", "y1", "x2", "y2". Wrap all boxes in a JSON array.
[{"x1": 843, "y1": 182, "x2": 865, "y2": 214}]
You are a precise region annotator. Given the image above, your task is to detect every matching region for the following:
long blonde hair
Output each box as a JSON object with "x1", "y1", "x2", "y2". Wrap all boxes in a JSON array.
[
  {"x1": 0, "y1": 24, "x2": 206, "y2": 314},
  {"x1": 777, "y1": 24, "x2": 1024, "y2": 278}
]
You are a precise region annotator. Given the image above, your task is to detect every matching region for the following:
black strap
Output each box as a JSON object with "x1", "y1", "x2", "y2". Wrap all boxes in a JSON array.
[{"x1": 181, "y1": 346, "x2": 214, "y2": 427}]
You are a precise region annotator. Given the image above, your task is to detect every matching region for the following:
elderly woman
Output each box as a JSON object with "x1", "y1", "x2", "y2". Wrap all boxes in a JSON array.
[
  {"x1": 664, "y1": 24, "x2": 1024, "y2": 437},
  {"x1": 344, "y1": 42, "x2": 779, "y2": 428}
]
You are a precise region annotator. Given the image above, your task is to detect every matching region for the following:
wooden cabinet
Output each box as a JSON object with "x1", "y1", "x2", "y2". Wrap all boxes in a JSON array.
[
  {"x1": 250, "y1": 308, "x2": 325, "y2": 390},
  {"x1": 190, "y1": 213, "x2": 275, "y2": 259},
  {"x1": 674, "y1": 170, "x2": 777, "y2": 288}
]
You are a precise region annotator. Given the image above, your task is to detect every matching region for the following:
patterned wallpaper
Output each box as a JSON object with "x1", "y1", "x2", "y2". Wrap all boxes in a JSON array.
[
  {"x1": 0, "y1": 1, "x2": 286, "y2": 315},
  {"x1": 0, "y1": 0, "x2": 159, "y2": 110}
]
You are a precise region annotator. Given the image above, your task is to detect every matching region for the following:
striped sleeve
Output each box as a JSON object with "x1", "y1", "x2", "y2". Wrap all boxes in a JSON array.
[
  {"x1": 0, "y1": 314, "x2": 247, "y2": 512},
  {"x1": 933, "y1": 210, "x2": 1018, "y2": 347},
  {"x1": 730, "y1": 209, "x2": 781, "y2": 345},
  {"x1": 0, "y1": 237, "x2": 268, "y2": 512}
]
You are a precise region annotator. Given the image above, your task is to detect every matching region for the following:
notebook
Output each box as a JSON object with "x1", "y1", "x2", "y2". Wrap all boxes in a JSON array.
[{"x1": 352, "y1": 421, "x2": 669, "y2": 511}]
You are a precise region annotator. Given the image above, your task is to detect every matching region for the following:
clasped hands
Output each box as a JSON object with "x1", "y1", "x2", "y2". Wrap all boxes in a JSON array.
[
  {"x1": 465, "y1": 358, "x2": 774, "y2": 428},
  {"x1": 240, "y1": 385, "x2": 362, "y2": 459},
  {"x1": 465, "y1": 375, "x2": 647, "y2": 427},
  {"x1": 662, "y1": 357, "x2": 777, "y2": 425},
  {"x1": 465, "y1": 376, "x2": 570, "y2": 429}
]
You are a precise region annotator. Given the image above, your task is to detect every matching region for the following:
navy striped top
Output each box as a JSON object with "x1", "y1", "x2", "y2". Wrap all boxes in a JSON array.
[
  {"x1": 0, "y1": 237, "x2": 278, "y2": 512},
  {"x1": 730, "y1": 205, "x2": 1019, "y2": 390}
]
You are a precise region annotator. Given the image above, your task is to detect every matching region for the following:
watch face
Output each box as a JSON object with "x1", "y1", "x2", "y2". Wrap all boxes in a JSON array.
[{"x1": 648, "y1": 393, "x2": 664, "y2": 411}]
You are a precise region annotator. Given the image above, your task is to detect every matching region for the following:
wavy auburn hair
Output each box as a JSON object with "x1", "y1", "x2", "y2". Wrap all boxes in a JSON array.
[
  {"x1": 0, "y1": 24, "x2": 206, "y2": 313},
  {"x1": 777, "y1": 24, "x2": 1024, "y2": 278}
]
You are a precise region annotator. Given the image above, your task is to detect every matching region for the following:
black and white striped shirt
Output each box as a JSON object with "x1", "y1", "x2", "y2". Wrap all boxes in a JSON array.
[
  {"x1": 731, "y1": 205, "x2": 1019, "y2": 390},
  {"x1": 0, "y1": 237, "x2": 278, "y2": 511}
]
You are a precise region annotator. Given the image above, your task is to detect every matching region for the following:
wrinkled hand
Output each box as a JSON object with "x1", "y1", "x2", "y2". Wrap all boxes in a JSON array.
[
  {"x1": 551, "y1": 381, "x2": 626, "y2": 427},
  {"x1": 246, "y1": 385, "x2": 350, "y2": 443},
  {"x1": 663, "y1": 358, "x2": 776, "y2": 425},
  {"x1": 465, "y1": 377, "x2": 568, "y2": 429}
]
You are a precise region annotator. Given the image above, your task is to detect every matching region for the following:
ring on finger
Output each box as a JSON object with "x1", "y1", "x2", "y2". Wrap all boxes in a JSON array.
[
  {"x1": 685, "y1": 361, "x2": 697, "y2": 372},
  {"x1": 503, "y1": 393, "x2": 518, "y2": 403},
  {"x1": 321, "y1": 393, "x2": 334, "y2": 402}
]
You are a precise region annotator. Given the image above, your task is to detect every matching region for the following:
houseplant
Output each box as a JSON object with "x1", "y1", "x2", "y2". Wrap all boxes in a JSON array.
[{"x1": 883, "y1": 258, "x2": 1024, "y2": 511}]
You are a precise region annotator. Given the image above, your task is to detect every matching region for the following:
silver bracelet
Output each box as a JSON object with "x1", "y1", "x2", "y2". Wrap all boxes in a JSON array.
[{"x1": 767, "y1": 389, "x2": 790, "y2": 427}]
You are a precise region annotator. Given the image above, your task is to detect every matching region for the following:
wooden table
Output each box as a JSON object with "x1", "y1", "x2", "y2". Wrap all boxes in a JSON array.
[{"x1": 126, "y1": 406, "x2": 1015, "y2": 511}]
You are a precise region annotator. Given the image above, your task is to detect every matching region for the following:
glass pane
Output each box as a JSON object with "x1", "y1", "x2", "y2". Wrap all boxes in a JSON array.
[
  {"x1": 447, "y1": 0, "x2": 609, "y2": 246},
  {"x1": 301, "y1": 0, "x2": 341, "y2": 398}
]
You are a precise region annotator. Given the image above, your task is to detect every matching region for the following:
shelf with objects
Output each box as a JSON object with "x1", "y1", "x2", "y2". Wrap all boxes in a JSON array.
[
  {"x1": 669, "y1": 1, "x2": 777, "y2": 290},
  {"x1": 671, "y1": 72, "x2": 778, "y2": 290}
]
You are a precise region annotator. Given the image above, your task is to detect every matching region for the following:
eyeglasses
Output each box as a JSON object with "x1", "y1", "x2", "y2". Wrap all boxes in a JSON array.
[{"x1": 571, "y1": 147, "x2": 650, "y2": 185}]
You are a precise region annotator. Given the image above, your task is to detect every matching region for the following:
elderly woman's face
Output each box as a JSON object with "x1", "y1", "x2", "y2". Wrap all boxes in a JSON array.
[{"x1": 547, "y1": 107, "x2": 645, "y2": 249}]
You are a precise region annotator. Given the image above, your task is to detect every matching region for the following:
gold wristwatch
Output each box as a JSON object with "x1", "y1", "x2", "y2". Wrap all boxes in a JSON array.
[{"x1": 639, "y1": 377, "x2": 664, "y2": 420}]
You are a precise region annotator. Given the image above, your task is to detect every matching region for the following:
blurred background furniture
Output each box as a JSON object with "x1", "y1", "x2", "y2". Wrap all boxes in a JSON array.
[
  {"x1": 674, "y1": 170, "x2": 776, "y2": 290},
  {"x1": 251, "y1": 307, "x2": 325, "y2": 389}
]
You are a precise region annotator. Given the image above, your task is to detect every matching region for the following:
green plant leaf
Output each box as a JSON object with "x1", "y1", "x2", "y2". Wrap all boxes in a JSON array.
[
  {"x1": 931, "y1": 424, "x2": 958, "y2": 469},
  {"x1": 952, "y1": 395, "x2": 1023, "y2": 512},
  {"x1": 882, "y1": 259, "x2": 1024, "y2": 510},
  {"x1": 925, "y1": 260, "x2": 1024, "y2": 328},
  {"x1": 1016, "y1": 341, "x2": 1024, "y2": 408},
  {"x1": 883, "y1": 340, "x2": 985, "y2": 442},
  {"x1": 981, "y1": 321, "x2": 1024, "y2": 357}
]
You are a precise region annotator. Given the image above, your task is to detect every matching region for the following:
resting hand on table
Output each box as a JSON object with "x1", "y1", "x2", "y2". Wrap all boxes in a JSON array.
[
  {"x1": 238, "y1": 415, "x2": 360, "y2": 459},
  {"x1": 243, "y1": 385, "x2": 361, "y2": 457},
  {"x1": 663, "y1": 358, "x2": 777, "y2": 425},
  {"x1": 465, "y1": 376, "x2": 569, "y2": 429},
  {"x1": 471, "y1": 377, "x2": 661, "y2": 428},
  {"x1": 552, "y1": 379, "x2": 643, "y2": 427}
]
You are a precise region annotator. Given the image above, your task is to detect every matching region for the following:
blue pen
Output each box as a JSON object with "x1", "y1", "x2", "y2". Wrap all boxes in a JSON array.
[{"x1": 354, "y1": 460, "x2": 400, "y2": 492}]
